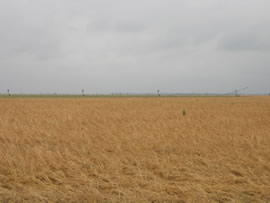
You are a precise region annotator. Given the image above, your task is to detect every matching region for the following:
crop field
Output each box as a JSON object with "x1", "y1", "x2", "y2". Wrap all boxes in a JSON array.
[{"x1": 0, "y1": 96, "x2": 269, "y2": 202}]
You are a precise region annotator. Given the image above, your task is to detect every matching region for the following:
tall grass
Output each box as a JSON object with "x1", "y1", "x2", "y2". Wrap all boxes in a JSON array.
[{"x1": 0, "y1": 97, "x2": 269, "y2": 202}]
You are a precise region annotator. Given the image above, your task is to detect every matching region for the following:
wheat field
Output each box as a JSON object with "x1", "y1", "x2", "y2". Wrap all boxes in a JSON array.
[{"x1": 0, "y1": 96, "x2": 269, "y2": 202}]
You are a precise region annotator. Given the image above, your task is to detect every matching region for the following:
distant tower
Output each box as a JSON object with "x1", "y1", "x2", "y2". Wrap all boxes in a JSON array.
[
  {"x1": 234, "y1": 87, "x2": 248, "y2": 97},
  {"x1": 82, "y1": 89, "x2": 85, "y2": 96},
  {"x1": 157, "y1": 89, "x2": 160, "y2": 97}
]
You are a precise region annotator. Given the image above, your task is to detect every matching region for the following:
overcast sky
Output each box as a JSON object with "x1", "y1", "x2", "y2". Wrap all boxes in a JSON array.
[{"x1": 0, "y1": 0, "x2": 269, "y2": 94}]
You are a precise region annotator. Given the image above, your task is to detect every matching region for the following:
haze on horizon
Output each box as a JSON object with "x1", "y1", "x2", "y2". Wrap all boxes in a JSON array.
[{"x1": 0, "y1": 0, "x2": 270, "y2": 95}]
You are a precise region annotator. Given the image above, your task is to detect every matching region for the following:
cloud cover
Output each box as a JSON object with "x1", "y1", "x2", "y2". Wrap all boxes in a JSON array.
[{"x1": 0, "y1": 0, "x2": 269, "y2": 94}]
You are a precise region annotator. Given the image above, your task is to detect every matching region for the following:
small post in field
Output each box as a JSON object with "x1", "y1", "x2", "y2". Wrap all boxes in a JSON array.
[
  {"x1": 157, "y1": 89, "x2": 160, "y2": 97},
  {"x1": 7, "y1": 89, "x2": 10, "y2": 96},
  {"x1": 183, "y1": 109, "x2": 186, "y2": 116}
]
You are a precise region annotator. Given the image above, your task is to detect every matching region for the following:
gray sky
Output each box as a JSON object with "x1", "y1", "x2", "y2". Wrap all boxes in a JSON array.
[{"x1": 1, "y1": 0, "x2": 269, "y2": 94}]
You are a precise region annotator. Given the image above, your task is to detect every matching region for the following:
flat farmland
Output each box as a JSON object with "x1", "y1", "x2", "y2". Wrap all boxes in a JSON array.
[{"x1": 0, "y1": 96, "x2": 269, "y2": 202}]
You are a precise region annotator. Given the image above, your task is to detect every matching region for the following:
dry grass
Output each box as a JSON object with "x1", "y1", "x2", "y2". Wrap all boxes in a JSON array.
[{"x1": 0, "y1": 96, "x2": 269, "y2": 202}]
